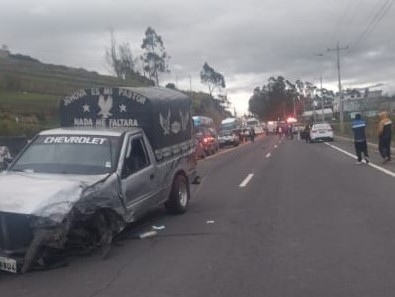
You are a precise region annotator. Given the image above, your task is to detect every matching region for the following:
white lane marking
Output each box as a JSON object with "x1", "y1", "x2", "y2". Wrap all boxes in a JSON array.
[
  {"x1": 324, "y1": 142, "x2": 395, "y2": 178},
  {"x1": 368, "y1": 162, "x2": 395, "y2": 178},
  {"x1": 239, "y1": 173, "x2": 254, "y2": 188},
  {"x1": 324, "y1": 142, "x2": 356, "y2": 158},
  {"x1": 274, "y1": 145, "x2": 278, "y2": 149},
  {"x1": 266, "y1": 153, "x2": 271, "y2": 158}
]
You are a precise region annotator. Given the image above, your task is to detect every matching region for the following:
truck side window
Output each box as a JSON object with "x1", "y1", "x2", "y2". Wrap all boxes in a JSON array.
[{"x1": 123, "y1": 137, "x2": 150, "y2": 177}]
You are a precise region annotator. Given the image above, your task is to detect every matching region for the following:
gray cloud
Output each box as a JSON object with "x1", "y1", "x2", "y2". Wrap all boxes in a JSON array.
[{"x1": 1, "y1": 0, "x2": 395, "y2": 113}]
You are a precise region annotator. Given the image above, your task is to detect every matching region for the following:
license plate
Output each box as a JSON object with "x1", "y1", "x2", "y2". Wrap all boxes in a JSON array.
[
  {"x1": 0, "y1": 256, "x2": 17, "y2": 273},
  {"x1": 319, "y1": 130, "x2": 326, "y2": 134}
]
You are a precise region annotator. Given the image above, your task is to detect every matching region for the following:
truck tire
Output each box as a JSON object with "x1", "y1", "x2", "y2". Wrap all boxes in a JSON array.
[{"x1": 165, "y1": 174, "x2": 190, "y2": 214}]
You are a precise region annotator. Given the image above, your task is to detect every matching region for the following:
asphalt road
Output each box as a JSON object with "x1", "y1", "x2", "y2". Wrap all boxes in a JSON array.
[{"x1": 2, "y1": 135, "x2": 395, "y2": 297}]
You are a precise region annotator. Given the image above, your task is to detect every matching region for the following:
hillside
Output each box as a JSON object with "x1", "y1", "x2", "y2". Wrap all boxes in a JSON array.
[
  {"x1": 0, "y1": 53, "x2": 231, "y2": 137},
  {"x1": 0, "y1": 54, "x2": 153, "y2": 136},
  {"x1": 0, "y1": 56, "x2": 153, "y2": 95}
]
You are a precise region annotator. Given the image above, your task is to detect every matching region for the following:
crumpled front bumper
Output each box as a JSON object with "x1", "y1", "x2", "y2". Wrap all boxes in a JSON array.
[{"x1": 0, "y1": 212, "x2": 34, "y2": 273}]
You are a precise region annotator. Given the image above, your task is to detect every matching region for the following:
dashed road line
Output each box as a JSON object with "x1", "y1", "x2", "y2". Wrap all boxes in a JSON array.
[
  {"x1": 324, "y1": 142, "x2": 395, "y2": 178},
  {"x1": 266, "y1": 153, "x2": 271, "y2": 158},
  {"x1": 274, "y1": 145, "x2": 278, "y2": 149},
  {"x1": 239, "y1": 174, "x2": 254, "y2": 188}
]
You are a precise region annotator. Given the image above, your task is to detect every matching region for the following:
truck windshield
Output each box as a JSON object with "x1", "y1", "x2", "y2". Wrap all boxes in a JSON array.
[{"x1": 10, "y1": 135, "x2": 120, "y2": 175}]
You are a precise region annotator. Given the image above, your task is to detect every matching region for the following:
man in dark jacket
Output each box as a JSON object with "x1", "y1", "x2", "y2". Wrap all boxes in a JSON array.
[
  {"x1": 352, "y1": 113, "x2": 369, "y2": 164},
  {"x1": 378, "y1": 111, "x2": 392, "y2": 163}
]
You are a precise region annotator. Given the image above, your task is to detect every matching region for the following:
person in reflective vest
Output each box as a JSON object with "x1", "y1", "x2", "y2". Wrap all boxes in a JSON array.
[
  {"x1": 352, "y1": 113, "x2": 369, "y2": 164},
  {"x1": 378, "y1": 111, "x2": 392, "y2": 163}
]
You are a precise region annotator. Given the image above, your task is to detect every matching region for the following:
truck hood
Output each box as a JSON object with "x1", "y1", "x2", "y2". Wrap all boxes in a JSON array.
[{"x1": 0, "y1": 172, "x2": 109, "y2": 219}]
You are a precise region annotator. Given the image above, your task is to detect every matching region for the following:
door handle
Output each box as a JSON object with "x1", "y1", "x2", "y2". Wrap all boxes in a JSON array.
[{"x1": 150, "y1": 173, "x2": 155, "y2": 180}]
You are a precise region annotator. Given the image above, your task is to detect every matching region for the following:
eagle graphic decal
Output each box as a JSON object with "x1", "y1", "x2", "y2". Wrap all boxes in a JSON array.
[
  {"x1": 159, "y1": 110, "x2": 171, "y2": 135},
  {"x1": 180, "y1": 109, "x2": 190, "y2": 132},
  {"x1": 97, "y1": 94, "x2": 113, "y2": 119}
]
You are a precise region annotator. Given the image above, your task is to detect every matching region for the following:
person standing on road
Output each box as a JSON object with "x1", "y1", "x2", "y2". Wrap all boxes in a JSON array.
[
  {"x1": 304, "y1": 124, "x2": 311, "y2": 143},
  {"x1": 352, "y1": 113, "x2": 369, "y2": 164},
  {"x1": 378, "y1": 111, "x2": 392, "y2": 163},
  {"x1": 278, "y1": 126, "x2": 283, "y2": 138},
  {"x1": 250, "y1": 127, "x2": 255, "y2": 142},
  {"x1": 288, "y1": 124, "x2": 293, "y2": 140}
]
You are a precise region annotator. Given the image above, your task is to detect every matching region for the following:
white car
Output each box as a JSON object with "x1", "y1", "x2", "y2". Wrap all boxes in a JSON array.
[
  {"x1": 218, "y1": 130, "x2": 240, "y2": 147},
  {"x1": 309, "y1": 123, "x2": 334, "y2": 142}
]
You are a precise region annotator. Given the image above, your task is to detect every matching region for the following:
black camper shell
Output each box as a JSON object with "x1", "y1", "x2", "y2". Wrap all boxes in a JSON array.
[{"x1": 60, "y1": 87, "x2": 194, "y2": 161}]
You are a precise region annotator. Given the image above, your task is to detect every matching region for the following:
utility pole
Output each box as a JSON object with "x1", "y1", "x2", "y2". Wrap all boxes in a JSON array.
[
  {"x1": 314, "y1": 53, "x2": 325, "y2": 122},
  {"x1": 189, "y1": 75, "x2": 192, "y2": 101},
  {"x1": 319, "y1": 74, "x2": 324, "y2": 122},
  {"x1": 327, "y1": 43, "x2": 349, "y2": 132}
]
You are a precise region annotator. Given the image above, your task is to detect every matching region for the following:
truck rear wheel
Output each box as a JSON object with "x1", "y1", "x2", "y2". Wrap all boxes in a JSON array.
[{"x1": 165, "y1": 175, "x2": 190, "y2": 214}]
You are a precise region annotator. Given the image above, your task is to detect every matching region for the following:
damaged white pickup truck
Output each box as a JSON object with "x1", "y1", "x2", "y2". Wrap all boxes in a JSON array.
[{"x1": 0, "y1": 87, "x2": 198, "y2": 273}]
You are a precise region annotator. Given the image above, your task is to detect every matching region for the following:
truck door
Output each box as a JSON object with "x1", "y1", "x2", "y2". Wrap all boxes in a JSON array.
[{"x1": 120, "y1": 134, "x2": 157, "y2": 210}]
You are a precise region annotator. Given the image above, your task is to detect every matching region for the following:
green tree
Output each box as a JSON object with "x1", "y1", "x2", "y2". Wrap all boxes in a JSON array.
[
  {"x1": 118, "y1": 43, "x2": 136, "y2": 79},
  {"x1": 200, "y1": 62, "x2": 226, "y2": 96},
  {"x1": 248, "y1": 86, "x2": 267, "y2": 120},
  {"x1": 105, "y1": 29, "x2": 136, "y2": 79},
  {"x1": 189, "y1": 91, "x2": 231, "y2": 126},
  {"x1": 248, "y1": 76, "x2": 309, "y2": 120},
  {"x1": 141, "y1": 27, "x2": 170, "y2": 86}
]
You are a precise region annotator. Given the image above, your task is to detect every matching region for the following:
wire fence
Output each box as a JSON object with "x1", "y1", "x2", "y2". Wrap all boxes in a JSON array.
[{"x1": 332, "y1": 116, "x2": 395, "y2": 144}]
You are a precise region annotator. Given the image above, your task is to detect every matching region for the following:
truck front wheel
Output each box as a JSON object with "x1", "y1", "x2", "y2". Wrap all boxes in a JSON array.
[{"x1": 165, "y1": 175, "x2": 190, "y2": 214}]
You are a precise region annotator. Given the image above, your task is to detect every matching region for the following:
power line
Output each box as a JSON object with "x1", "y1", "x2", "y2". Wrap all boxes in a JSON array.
[
  {"x1": 349, "y1": 0, "x2": 395, "y2": 51},
  {"x1": 330, "y1": 0, "x2": 353, "y2": 45},
  {"x1": 345, "y1": 0, "x2": 373, "y2": 27}
]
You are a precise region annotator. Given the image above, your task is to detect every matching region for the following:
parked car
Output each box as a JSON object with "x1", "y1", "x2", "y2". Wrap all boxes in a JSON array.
[
  {"x1": 194, "y1": 127, "x2": 217, "y2": 155},
  {"x1": 218, "y1": 130, "x2": 240, "y2": 147},
  {"x1": 309, "y1": 123, "x2": 334, "y2": 142},
  {"x1": 208, "y1": 128, "x2": 220, "y2": 152},
  {"x1": 194, "y1": 136, "x2": 206, "y2": 159}
]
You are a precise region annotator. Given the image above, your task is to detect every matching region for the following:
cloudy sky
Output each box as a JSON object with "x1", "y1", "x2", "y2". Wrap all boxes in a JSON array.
[{"x1": 1, "y1": 0, "x2": 395, "y2": 114}]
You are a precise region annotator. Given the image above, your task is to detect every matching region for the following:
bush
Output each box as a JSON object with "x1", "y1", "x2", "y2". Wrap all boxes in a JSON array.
[
  {"x1": 0, "y1": 116, "x2": 43, "y2": 138},
  {"x1": 3, "y1": 75, "x2": 21, "y2": 91}
]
